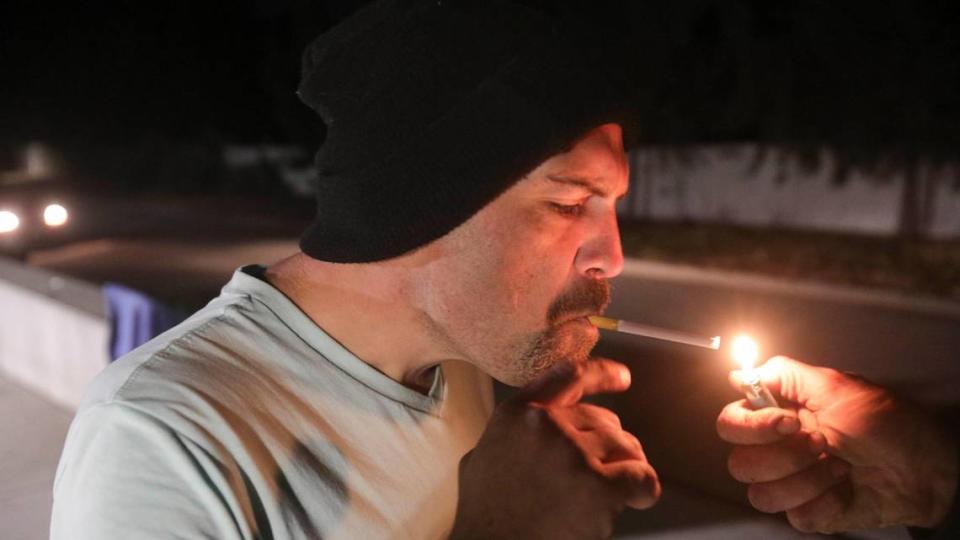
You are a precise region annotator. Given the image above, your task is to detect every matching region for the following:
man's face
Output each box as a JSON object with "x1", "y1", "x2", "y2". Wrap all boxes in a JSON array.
[{"x1": 421, "y1": 123, "x2": 628, "y2": 386}]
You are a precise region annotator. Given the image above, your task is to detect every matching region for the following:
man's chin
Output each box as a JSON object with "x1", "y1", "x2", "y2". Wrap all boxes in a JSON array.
[
  {"x1": 504, "y1": 321, "x2": 599, "y2": 387},
  {"x1": 553, "y1": 317, "x2": 599, "y2": 359}
]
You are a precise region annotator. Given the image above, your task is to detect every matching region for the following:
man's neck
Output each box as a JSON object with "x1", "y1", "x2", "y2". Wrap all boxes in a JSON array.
[{"x1": 263, "y1": 253, "x2": 454, "y2": 394}]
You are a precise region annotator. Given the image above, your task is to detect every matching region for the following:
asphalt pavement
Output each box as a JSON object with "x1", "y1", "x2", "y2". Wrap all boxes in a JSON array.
[{"x1": 0, "y1": 376, "x2": 73, "y2": 540}]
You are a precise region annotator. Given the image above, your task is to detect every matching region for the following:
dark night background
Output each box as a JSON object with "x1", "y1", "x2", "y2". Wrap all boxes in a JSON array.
[
  {"x1": 3, "y1": 0, "x2": 959, "y2": 192},
  {"x1": 2, "y1": 3, "x2": 960, "y2": 538}
]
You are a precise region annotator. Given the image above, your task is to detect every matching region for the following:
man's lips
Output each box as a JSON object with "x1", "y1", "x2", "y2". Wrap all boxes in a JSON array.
[{"x1": 555, "y1": 312, "x2": 601, "y2": 326}]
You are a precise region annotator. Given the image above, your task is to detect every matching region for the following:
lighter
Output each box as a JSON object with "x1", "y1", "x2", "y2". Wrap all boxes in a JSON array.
[{"x1": 731, "y1": 335, "x2": 779, "y2": 409}]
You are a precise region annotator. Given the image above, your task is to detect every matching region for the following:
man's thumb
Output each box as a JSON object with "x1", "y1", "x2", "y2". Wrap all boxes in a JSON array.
[{"x1": 753, "y1": 355, "x2": 824, "y2": 404}]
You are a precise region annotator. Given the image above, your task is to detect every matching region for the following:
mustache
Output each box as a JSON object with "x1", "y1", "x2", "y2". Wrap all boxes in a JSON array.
[{"x1": 547, "y1": 279, "x2": 611, "y2": 325}]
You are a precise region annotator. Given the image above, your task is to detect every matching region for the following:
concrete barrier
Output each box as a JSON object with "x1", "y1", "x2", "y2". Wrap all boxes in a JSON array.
[{"x1": 0, "y1": 257, "x2": 109, "y2": 410}]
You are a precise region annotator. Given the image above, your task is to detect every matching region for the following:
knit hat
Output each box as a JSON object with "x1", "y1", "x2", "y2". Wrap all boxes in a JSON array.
[{"x1": 297, "y1": 0, "x2": 634, "y2": 262}]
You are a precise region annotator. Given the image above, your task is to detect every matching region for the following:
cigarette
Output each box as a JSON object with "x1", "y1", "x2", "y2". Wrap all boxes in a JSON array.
[{"x1": 589, "y1": 316, "x2": 721, "y2": 350}]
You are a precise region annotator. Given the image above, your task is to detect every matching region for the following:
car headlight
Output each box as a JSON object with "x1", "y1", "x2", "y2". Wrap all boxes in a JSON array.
[
  {"x1": 43, "y1": 203, "x2": 68, "y2": 227},
  {"x1": 0, "y1": 210, "x2": 20, "y2": 234}
]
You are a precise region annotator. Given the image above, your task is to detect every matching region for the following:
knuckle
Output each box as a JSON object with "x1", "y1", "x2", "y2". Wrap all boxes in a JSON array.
[
  {"x1": 593, "y1": 423, "x2": 623, "y2": 441},
  {"x1": 821, "y1": 367, "x2": 847, "y2": 389},
  {"x1": 634, "y1": 466, "x2": 662, "y2": 509},
  {"x1": 595, "y1": 430, "x2": 639, "y2": 461},
  {"x1": 767, "y1": 355, "x2": 792, "y2": 368},
  {"x1": 786, "y1": 509, "x2": 820, "y2": 533},
  {"x1": 726, "y1": 448, "x2": 751, "y2": 482},
  {"x1": 611, "y1": 462, "x2": 661, "y2": 510},
  {"x1": 626, "y1": 432, "x2": 645, "y2": 455},
  {"x1": 580, "y1": 403, "x2": 622, "y2": 428},
  {"x1": 715, "y1": 409, "x2": 739, "y2": 439},
  {"x1": 597, "y1": 407, "x2": 622, "y2": 428},
  {"x1": 747, "y1": 484, "x2": 778, "y2": 513},
  {"x1": 753, "y1": 408, "x2": 781, "y2": 430}
]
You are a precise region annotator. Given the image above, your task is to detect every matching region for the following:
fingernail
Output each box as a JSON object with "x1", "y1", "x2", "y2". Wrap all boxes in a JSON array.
[
  {"x1": 618, "y1": 367, "x2": 631, "y2": 386},
  {"x1": 776, "y1": 416, "x2": 800, "y2": 435},
  {"x1": 829, "y1": 459, "x2": 851, "y2": 479}
]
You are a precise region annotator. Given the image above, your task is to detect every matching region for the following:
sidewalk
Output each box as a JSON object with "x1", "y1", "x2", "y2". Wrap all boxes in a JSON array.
[{"x1": 0, "y1": 376, "x2": 72, "y2": 540}]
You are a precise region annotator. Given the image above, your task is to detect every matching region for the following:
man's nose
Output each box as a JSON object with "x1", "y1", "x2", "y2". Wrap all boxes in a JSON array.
[{"x1": 575, "y1": 211, "x2": 624, "y2": 279}]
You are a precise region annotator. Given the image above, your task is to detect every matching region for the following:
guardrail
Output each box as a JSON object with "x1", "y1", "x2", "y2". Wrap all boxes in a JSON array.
[{"x1": 0, "y1": 257, "x2": 110, "y2": 410}]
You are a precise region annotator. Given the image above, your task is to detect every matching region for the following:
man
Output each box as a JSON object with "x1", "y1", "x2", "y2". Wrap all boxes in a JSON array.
[
  {"x1": 51, "y1": 1, "x2": 959, "y2": 539},
  {"x1": 52, "y1": 1, "x2": 658, "y2": 538}
]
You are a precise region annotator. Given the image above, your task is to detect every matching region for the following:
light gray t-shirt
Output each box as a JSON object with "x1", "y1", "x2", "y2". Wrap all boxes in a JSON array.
[{"x1": 51, "y1": 266, "x2": 494, "y2": 539}]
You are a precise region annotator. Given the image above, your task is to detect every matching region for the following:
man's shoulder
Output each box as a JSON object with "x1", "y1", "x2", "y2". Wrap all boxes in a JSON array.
[{"x1": 79, "y1": 291, "x2": 285, "y2": 414}]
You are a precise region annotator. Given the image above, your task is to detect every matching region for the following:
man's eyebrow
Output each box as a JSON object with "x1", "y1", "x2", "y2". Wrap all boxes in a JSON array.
[{"x1": 546, "y1": 174, "x2": 627, "y2": 201}]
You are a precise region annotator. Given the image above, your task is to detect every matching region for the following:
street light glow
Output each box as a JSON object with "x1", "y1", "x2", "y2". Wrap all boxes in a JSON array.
[
  {"x1": 0, "y1": 210, "x2": 20, "y2": 233},
  {"x1": 43, "y1": 204, "x2": 68, "y2": 227}
]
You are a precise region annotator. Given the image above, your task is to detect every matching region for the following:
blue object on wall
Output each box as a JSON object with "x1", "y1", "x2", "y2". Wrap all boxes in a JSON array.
[{"x1": 103, "y1": 282, "x2": 186, "y2": 361}]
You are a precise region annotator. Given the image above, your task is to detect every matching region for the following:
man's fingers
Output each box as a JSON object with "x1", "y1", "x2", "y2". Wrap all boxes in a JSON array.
[
  {"x1": 573, "y1": 425, "x2": 645, "y2": 464},
  {"x1": 785, "y1": 482, "x2": 854, "y2": 534},
  {"x1": 716, "y1": 400, "x2": 800, "y2": 444},
  {"x1": 729, "y1": 356, "x2": 841, "y2": 407},
  {"x1": 566, "y1": 403, "x2": 622, "y2": 431},
  {"x1": 567, "y1": 359, "x2": 631, "y2": 403},
  {"x1": 520, "y1": 358, "x2": 630, "y2": 407},
  {"x1": 747, "y1": 457, "x2": 851, "y2": 513},
  {"x1": 727, "y1": 433, "x2": 824, "y2": 483},
  {"x1": 600, "y1": 459, "x2": 661, "y2": 510},
  {"x1": 550, "y1": 406, "x2": 643, "y2": 463}
]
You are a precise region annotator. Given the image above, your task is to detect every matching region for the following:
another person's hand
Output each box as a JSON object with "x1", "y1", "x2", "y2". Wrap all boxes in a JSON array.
[
  {"x1": 450, "y1": 359, "x2": 660, "y2": 540},
  {"x1": 716, "y1": 355, "x2": 958, "y2": 533}
]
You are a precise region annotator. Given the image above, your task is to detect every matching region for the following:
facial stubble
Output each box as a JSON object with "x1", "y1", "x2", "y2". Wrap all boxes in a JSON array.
[{"x1": 515, "y1": 279, "x2": 612, "y2": 382}]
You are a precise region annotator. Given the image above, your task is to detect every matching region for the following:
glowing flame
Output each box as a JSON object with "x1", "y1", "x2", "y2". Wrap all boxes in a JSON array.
[{"x1": 731, "y1": 335, "x2": 759, "y2": 370}]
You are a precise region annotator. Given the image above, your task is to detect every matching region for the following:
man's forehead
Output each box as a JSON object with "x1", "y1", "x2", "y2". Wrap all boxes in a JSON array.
[
  {"x1": 549, "y1": 129, "x2": 626, "y2": 174},
  {"x1": 510, "y1": 124, "x2": 628, "y2": 197}
]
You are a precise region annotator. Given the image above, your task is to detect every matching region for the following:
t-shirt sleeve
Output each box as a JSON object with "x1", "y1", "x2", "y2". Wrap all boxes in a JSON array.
[{"x1": 50, "y1": 402, "x2": 247, "y2": 540}]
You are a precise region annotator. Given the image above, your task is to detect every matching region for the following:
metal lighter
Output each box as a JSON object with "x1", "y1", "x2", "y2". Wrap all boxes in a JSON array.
[{"x1": 731, "y1": 335, "x2": 779, "y2": 409}]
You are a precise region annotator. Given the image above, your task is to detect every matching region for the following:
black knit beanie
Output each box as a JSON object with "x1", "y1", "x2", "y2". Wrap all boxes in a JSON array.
[{"x1": 297, "y1": 0, "x2": 634, "y2": 262}]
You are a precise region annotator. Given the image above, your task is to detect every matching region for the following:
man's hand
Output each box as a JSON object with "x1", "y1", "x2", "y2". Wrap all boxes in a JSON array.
[
  {"x1": 716, "y1": 356, "x2": 958, "y2": 534},
  {"x1": 450, "y1": 359, "x2": 660, "y2": 540}
]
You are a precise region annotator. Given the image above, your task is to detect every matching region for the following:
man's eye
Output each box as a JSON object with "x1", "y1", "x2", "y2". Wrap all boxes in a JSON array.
[{"x1": 549, "y1": 203, "x2": 586, "y2": 217}]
